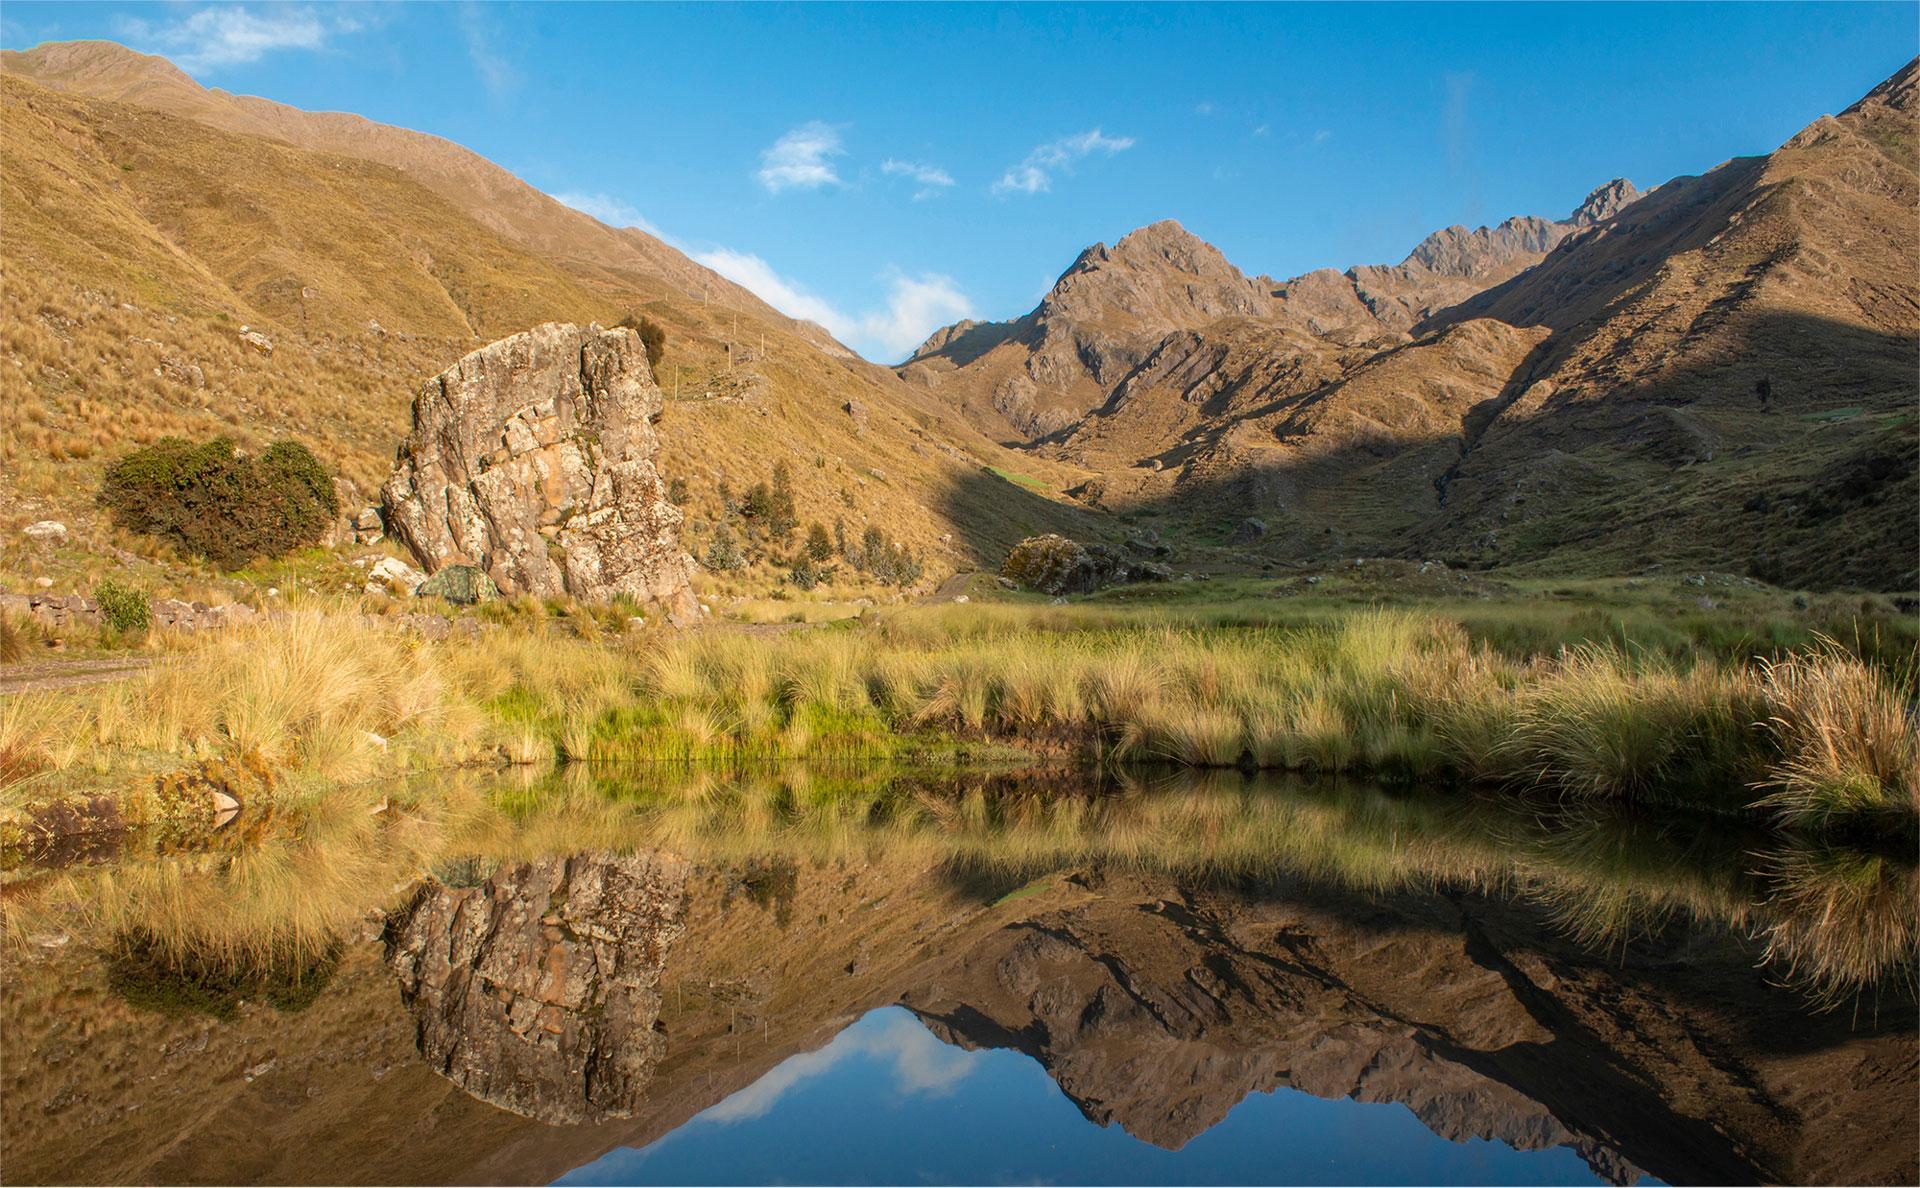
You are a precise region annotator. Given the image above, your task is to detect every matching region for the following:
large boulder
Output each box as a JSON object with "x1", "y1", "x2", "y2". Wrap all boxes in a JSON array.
[
  {"x1": 381, "y1": 324, "x2": 697, "y2": 619},
  {"x1": 1002, "y1": 533, "x2": 1170, "y2": 595}
]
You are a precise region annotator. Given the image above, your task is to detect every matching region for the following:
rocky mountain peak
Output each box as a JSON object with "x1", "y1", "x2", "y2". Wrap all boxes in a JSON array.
[
  {"x1": 1039, "y1": 219, "x2": 1272, "y2": 328},
  {"x1": 1567, "y1": 178, "x2": 1641, "y2": 226}
]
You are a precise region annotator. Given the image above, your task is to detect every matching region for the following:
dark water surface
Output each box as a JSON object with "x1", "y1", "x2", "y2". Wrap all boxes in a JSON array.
[{"x1": 2, "y1": 768, "x2": 1914, "y2": 1185}]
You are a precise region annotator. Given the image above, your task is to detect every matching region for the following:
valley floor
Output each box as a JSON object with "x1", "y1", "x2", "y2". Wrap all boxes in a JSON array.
[{"x1": 3, "y1": 575, "x2": 1914, "y2": 858}]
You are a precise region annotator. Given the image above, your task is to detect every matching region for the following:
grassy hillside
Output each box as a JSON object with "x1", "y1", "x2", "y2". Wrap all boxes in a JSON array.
[{"x1": 0, "y1": 70, "x2": 1100, "y2": 601}]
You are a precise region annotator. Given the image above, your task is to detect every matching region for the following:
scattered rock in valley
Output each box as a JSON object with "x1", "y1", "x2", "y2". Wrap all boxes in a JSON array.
[
  {"x1": 381, "y1": 323, "x2": 698, "y2": 620},
  {"x1": 384, "y1": 851, "x2": 690, "y2": 1125},
  {"x1": 22, "y1": 520, "x2": 67, "y2": 544}
]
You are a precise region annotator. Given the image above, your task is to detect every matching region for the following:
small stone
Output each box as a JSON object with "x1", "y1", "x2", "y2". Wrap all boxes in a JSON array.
[
  {"x1": 369, "y1": 556, "x2": 427, "y2": 595},
  {"x1": 952, "y1": 595, "x2": 969, "y2": 604},
  {"x1": 34, "y1": 577, "x2": 53, "y2": 589},
  {"x1": 266, "y1": 587, "x2": 280, "y2": 598},
  {"x1": 22, "y1": 520, "x2": 67, "y2": 544}
]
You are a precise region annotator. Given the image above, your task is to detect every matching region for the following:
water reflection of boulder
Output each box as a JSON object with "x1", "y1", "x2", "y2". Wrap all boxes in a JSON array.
[{"x1": 385, "y1": 850, "x2": 689, "y2": 1125}]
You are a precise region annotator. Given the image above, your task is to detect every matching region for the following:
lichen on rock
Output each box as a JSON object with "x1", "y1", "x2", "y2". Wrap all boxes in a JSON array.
[{"x1": 381, "y1": 323, "x2": 697, "y2": 620}]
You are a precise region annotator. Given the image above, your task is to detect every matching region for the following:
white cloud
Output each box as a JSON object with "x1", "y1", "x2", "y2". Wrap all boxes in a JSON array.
[
  {"x1": 114, "y1": 5, "x2": 335, "y2": 72},
  {"x1": 459, "y1": 2, "x2": 518, "y2": 99},
  {"x1": 860, "y1": 272, "x2": 973, "y2": 358},
  {"x1": 1195, "y1": 101, "x2": 1217, "y2": 116},
  {"x1": 757, "y1": 122, "x2": 846, "y2": 193},
  {"x1": 694, "y1": 249, "x2": 973, "y2": 361},
  {"x1": 1312, "y1": 128, "x2": 1333, "y2": 145},
  {"x1": 702, "y1": 1010, "x2": 977, "y2": 1124},
  {"x1": 992, "y1": 128, "x2": 1134, "y2": 196},
  {"x1": 549, "y1": 191, "x2": 663, "y2": 237},
  {"x1": 881, "y1": 158, "x2": 955, "y2": 200}
]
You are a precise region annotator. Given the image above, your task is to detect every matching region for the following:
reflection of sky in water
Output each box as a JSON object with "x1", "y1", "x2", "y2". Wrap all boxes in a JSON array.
[{"x1": 558, "y1": 1007, "x2": 1607, "y2": 1186}]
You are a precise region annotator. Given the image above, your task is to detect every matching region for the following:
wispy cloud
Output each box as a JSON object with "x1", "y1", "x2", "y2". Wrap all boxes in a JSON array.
[
  {"x1": 549, "y1": 191, "x2": 663, "y2": 237},
  {"x1": 694, "y1": 249, "x2": 972, "y2": 361},
  {"x1": 701, "y1": 1010, "x2": 978, "y2": 1124},
  {"x1": 992, "y1": 128, "x2": 1134, "y2": 196},
  {"x1": 459, "y1": 2, "x2": 518, "y2": 99},
  {"x1": 756, "y1": 121, "x2": 846, "y2": 193},
  {"x1": 113, "y1": 5, "x2": 340, "y2": 73},
  {"x1": 881, "y1": 158, "x2": 955, "y2": 200},
  {"x1": 694, "y1": 248, "x2": 847, "y2": 333}
]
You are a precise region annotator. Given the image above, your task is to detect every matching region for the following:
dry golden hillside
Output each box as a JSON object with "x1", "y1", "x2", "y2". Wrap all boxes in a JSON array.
[{"x1": 0, "y1": 61, "x2": 1100, "y2": 595}]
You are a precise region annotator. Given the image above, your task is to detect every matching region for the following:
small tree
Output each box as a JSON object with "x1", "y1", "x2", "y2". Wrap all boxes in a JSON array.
[
  {"x1": 832, "y1": 516, "x2": 848, "y2": 558},
  {"x1": 804, "y1": 521, "x2": 833, "y2": 562},
  {"x1": 769, "y1": 460, "x2": 798, "y2": 538},
  {"x1": 703, "y1": 525, "x2": 743, "y2": 571},
  {"x1": 666, "y1": 476, "x2": 689, "y2": 505},
  {"x1": 740, "y1": 481, "x2": 774, "y2": 523}
]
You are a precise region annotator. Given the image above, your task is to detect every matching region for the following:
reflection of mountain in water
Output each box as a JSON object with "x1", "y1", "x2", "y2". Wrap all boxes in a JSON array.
[
  {"x1": 372, "y1": 849, "x2": 1908, "y2": 1186},
  {"x1": 907, "y1": 883, "x2": 1642, "y2": 1181},
  {"x1": 5, "y1": 775, "x2": 1914, "y2": 1186}
]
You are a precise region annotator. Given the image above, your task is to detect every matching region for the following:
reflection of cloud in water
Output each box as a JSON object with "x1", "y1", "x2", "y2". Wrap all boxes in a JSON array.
[{"x1": 703, "y1": 1008, "x2": 976, "y2": 1123}]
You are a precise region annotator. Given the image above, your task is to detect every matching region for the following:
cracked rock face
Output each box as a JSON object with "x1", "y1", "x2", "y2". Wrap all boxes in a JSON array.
[
  {"x1": 381, "y1": 323, "x2": 697, "y2": 618},
  {"x1": 384, "y1": 850, "x2": 690, "y2": 1125}
]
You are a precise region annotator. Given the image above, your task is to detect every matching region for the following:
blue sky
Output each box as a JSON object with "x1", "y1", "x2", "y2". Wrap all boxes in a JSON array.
[{"x1": 4, "y1": 2, "x2": 1913, "y2": 360}]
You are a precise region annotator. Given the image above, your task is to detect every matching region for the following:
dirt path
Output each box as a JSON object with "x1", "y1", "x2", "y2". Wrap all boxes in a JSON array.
[
  {"x1": 0, "y1": 656, "x2": 152, "y2": 696},
  {"x1": 926, "y1": 571, "x2": 982, "y2": 602}
]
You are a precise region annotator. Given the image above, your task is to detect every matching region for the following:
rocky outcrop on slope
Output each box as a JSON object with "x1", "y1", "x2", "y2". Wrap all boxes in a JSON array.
[
  {"x1": 1001, "y1": 533, "x2": 1171, "y2": 594},
  {"x1": 1297, "y1": 178, "x2": 1646, "y2": 337},
  {"x1": 381, "y1": 323, "x2": 698, "y2": 618},
  {"x1": 384, "y1": 850, "x2": 690, "y2": 1125}
]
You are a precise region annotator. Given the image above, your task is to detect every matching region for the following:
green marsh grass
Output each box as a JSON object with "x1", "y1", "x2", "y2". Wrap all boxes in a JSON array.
[{"x1": 4, "y1": 602, "x2": 1913, "y2": 836}]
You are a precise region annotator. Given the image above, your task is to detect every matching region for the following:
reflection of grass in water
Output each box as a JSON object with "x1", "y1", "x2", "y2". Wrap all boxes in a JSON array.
[
  {"x1": 108, "y1": 928, "x2": 342, "y2": 1020},
  {"x1": 9, "y1": 762, "x2": 1913, "y2": 1006},
  {"x1": 1755, "y1": 841, "x2": 1919, "y2": 1009}
]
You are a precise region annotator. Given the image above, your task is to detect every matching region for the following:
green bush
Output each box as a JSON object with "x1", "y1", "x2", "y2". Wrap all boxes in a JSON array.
[
  {"x1": 805, "y1": 522, "x2": 833, "y2": 562},
  {"x1": 704, "y1": 525, "x2": 744, "y2": 571},
  {"x1": 95, "y1": 579, "x2": 151, "y2": 634},
  {"x1": 100, "y1": 437, "x2": 339, "y2": 569},
  {"x1": 615, "y1": 312, "x2": 667, "y2": 371}
]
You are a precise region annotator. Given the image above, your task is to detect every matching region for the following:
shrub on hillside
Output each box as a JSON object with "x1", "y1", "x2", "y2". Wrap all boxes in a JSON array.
[
  {"x1": 704, "y1": 525, "x2": 744, "y2": 571},
  {"x1": 100, "y1": 436, "x2": 339, "y2": 569},
  {"x1": 615, "y1": 312, "x2": 667, "y2": 371},
  {"x1": 95, "y1": 579, "x2": 151, "y2": 635}
]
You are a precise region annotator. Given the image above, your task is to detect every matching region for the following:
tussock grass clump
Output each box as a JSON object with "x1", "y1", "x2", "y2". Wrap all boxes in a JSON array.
[
  {"x1": 1757, "y1": 643, "x2": 1920, "y2": 830},
  {"x1": 7, "y1": 604, "x2": 1913, "y2": 836}
]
